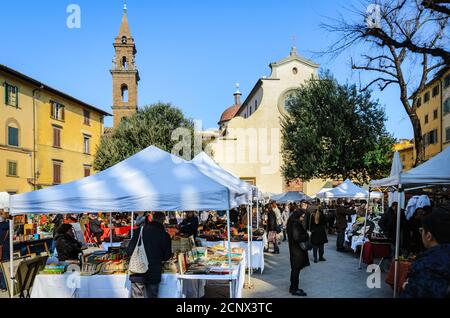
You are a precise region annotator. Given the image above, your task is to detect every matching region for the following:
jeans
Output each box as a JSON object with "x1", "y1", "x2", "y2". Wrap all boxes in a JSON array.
[
  {"x1": 336, "y1": 231, "x2": 345, "y2": 250},
  {"x1": 130, "y1": 282, "x2": 159, "y2": 298},
  {"x1": 312, "y1": 244, "x2": 324, "y2": 260},
  {"x1": 290, "y1": 267, "x2": 301, "y2": 292},
  {"x1": 283, "y1": 229, "x2": 287, "y2": 241}
]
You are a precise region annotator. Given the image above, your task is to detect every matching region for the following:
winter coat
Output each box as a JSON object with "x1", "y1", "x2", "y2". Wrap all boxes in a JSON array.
[
  {"x1": 306, "y1": 211, "x2": 328, "y2": 246},
  {"x1": 400, "y1": 244, "x2": 450, "y2": 298},
  {"x1": 0, "y1": 221, "x2": 10, "y2": 261},
  {"x1": 267, "y1": 210, "x2": 278, "y2": 232},
  {"x1": 55, "y1": 233, "x2": 82, "y2": 261},
  {"x1": 379, "y1": 207, "x2": 408, "y2": 243},
  {"x1": 89, "y1": 219, "x2": 103, "y2": 235},
  {"x1": 179, "y1": 216, "x2": 199, "y2": 238},
  {"x1": 127, "y1": 222, "x2": 172, "y2": 284},
  {"x1": 287, "y1": 217, "x2": 310, "y2": 270},
  {"x1": 335, "y1": 206, "x2": 356, "y2": 232}
]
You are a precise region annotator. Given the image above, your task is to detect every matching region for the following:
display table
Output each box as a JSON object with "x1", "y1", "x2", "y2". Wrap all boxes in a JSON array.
[
  {"x1": 198, "y1": 239, "x2": 264, "y2": 273},
  {"x1": 31, "y1": 273, "x2": 199, "y2": 298},
  {"x1": 362, "y1": 241, "x2": 391, "y2": 265},
  {"x1": 179, "y1": 255, "x2": 246, "y2": 298},
  {"x1": 386, "y1": 260, "x2": 412, "y2": 293},
  {"x1": 30, "y1": 259, "x2": 245, "y2": 298}
]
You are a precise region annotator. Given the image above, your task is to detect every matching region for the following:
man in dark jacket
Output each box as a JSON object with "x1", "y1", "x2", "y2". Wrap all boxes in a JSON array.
[
  {"x1": 89, "y1": 214, "x2": 104, "y2": 245},
  {"x1": 54, "y1": 224, "x2": 82, "y2": 262},
  {"x1": 335, "y1": 199, "x2": 356, "y2": 252},
  {"x1": 401, "y1": 209, "x2": 450, "y2": 298},
  {"x1": 179, "y1": 211, "x2": 199, "y2": 238},
  {"x1": 287, "y1": 209, "x2": 310, "y2": 296},
  {"x1": 127, "y1": 212, "x2": 172, "y2": 298}
]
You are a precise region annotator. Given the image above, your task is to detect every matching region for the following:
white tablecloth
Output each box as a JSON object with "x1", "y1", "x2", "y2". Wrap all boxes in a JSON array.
[
  {"x1": 198, "y1": 239, "x2": 265, "y2": 273},
  {"x1": 31, "y1": 260, "x2": 246, "y2": 298},
  {"x1": 31, "y1": 273, "x2": 195, "y2": 298}
]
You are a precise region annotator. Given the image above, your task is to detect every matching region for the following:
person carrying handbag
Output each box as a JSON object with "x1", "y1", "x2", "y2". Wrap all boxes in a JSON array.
[
  {"x1": 287, "y1": 209, "x2": 310, "y2": 297},
  {"x1": 127, "y1": 212, "x2": 172, "y2": 298}
]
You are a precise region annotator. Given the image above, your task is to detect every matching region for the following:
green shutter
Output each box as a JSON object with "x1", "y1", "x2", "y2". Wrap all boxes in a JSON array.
[
  {"x1": 15, "y1": 86, "x2": 19, "y2": 107},
  {"x1": 4, "y1": 83, "x2": 8, "y2": 105}
]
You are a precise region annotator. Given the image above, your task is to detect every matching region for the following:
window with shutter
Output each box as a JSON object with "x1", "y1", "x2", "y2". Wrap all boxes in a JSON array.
[
  {"x1": 444, "y1": 98, "x2": 450, "y2": 115},
  {"x1": 7, "y1": 126, "x2": 19, "y2": 147},
  {"x1": 7, "y1": 161, "x2": 18, "y2": 176},
  {"x1": 4, "y1": 83, "x2": 19, "y2": 107},
  {"x1": 53, "y1": 162, "x2": 62, "y2": 184},
  {"x1": 53, "y1": 127, "x2": 61, "y2": 148}
]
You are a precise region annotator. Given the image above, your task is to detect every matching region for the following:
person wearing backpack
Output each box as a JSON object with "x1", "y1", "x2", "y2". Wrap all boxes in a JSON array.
[{"x1": 127, "y1": 212, "x2": 172, "y2": 298}]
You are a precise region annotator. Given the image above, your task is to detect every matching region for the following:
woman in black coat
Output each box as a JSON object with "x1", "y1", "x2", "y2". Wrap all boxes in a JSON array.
[
  {"x1": 287, "y1": 209, "x2": 310, "y2": 296},
  {"x1": 307, "y1": 207, "x2": 328, "y2": 263},
  {"x1": 54, "y1": 224, "x2": 82, "y2": 262},
  {"x1": 266, "y1": 206, "x2": 280, "y2": 254}
]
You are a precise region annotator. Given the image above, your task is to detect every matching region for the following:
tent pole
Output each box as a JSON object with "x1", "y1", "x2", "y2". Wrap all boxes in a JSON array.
[
  {"x1": 109, "y1": 212, "x2": 113, "y2": 245},
  {"x1": 246, "y1": 205, "x2": 251, "y2": 286},
  {"x1": 130, "y1": 212, "x2": 134, "y2": 239},
  {"x1": 226, "y1": 209, "x2": 233, "y2": 298},
  {"x1": 9, "y1": 215, "x2": 14, "y2": 299},
  {"x1": 250, "y1": 202, "x2": 253, "y2": 276},
  {"x1": 393, "y1": 184, "x2": 403, "y2": 298},
  {"x1": 358, "y1": 190, "x2": 371, "y2": 269},
  {"x1": 256, "y1": 200, "x2": 259, "y2": 229}
]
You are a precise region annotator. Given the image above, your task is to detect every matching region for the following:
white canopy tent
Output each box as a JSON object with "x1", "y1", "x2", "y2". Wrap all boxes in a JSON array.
[
  {"x1": 316, "y1": 179, "x2": 383, "y2": 200},
  {"x1": 369, "y1": 147, "x2": 450, "y2": 298},
  {"x1": 10, "y1": 146, "x2": 247, "y2": 214},
  {"x1": 191, "y1": 152, "x2": 258, "y2": 286},
  {"x1": 0, "y1": 192, "x2": 10, "y2": 210},
  {"x1": 371, "y1": 146, "x2": 450, "y2": 189},
  {"x1": 7, "y1": 146, "x2": 248, "y2": 298}
]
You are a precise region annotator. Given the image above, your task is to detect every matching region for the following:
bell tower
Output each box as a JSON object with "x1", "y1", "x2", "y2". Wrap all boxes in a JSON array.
[{"x1": 111, "y1": 3, "x2": 140, "y2": 129}]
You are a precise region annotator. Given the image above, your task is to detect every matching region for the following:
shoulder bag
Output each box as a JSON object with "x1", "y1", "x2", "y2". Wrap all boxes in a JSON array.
[{"x1": 128, "y1": 226, "x2": 149, "y2": 274}]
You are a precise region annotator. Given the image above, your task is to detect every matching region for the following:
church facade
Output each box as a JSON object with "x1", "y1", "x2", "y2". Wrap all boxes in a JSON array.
[{"x1": 212, "y1": 48, "x2": 328, "y2": 195}]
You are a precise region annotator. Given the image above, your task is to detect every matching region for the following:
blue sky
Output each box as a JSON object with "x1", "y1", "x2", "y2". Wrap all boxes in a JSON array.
[{"x1": 0, "y1": 0, "x2": 414, "y2": 139}]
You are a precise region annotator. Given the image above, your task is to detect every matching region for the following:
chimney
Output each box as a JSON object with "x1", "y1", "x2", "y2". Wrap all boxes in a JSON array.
[{"x1": 234, "y1": 83, "x2": 242, "y2": 105}]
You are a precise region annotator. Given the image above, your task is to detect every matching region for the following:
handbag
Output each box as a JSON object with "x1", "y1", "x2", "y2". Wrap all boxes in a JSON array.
[
  {"x1": 128, "y1": 226, "x2": 149, "y2": 275},
  {"x1": 300, "y1": 216, "x2": 313, "y2": 251}
]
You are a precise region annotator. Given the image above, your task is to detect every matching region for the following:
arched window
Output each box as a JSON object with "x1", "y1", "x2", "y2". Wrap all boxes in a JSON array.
[
  {"x1": 122, "y1": 56, "x2": 128, "y2": 69},
  {"x1": 121, "y1": 85, "x2": 129, "y2": 103}
]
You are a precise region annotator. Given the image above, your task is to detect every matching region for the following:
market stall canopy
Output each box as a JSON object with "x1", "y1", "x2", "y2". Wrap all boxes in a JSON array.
[
  {"x1": 190, "y1": 152, "x2": 251, "y2": 205},
  {"x1": 191, "y1": 152, "x2": 256, "y2": 202},
  {"x1": 9, "y1": 146, "x2": 248, "y2": 215},
  {"x1": 271, "y1": 191, "x2": 311, "y2": 204},
  {"x1": 387, "y1": 152, "x2": 405, "y2": 207},
  {"x1": 316, "y1": 179, "x2": 383, "y2": 199},
  {"x1": 0, "y1": 192, "x2": 10, "y2": 210},
  {"x1": 312, "y1": 188, "x2": 333, "y2": 199},
  {"x1": 370, "y1": 147, "x2": 450, "y2": 189}
]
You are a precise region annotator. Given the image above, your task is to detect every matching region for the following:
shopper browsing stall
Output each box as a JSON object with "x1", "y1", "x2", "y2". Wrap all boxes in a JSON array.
[
  {"x1": 335, "y1": 199, "x2": 356, "y2": 252},
  {"x1": 401, "y1": 210, "x2": 450, "y2": 298},
  {"x1": 54, "y1": 224, "x2": 83, "y2": 262},
  {"x1": 179, "y1": 211, "x2": 199, "y2": 238},
  {"x1": 127, "y1": 212, "x2": 172, "y2": 298},
  {"x1": 89, "y1": 214, "x2": 104, "y2": 245},
  {"x1": 307, "y1": 206, "x2": 328, "y2": 263}
]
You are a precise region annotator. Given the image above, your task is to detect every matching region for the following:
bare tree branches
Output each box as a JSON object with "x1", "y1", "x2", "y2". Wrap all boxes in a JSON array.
[
  {"x1": 321, "y1": 0, "x2": 448, "y2": 163},
  {"x1": 422, "y1": 0, "x2": 450, "y2": 16}
]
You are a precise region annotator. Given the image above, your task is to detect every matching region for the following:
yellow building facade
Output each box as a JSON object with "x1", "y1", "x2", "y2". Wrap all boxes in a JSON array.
[
  {"x1": 415, "y1": 66, "x2": 449, "y2": 160},
  {"x1": 0, "y1": 65, "x2": 110, "y2": 194},
  {"x1": 393, "y1": 139, "x2": 415, "y2": 171}
]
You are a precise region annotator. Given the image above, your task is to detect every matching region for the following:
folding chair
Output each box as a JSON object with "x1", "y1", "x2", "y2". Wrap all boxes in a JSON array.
[
  {"x1": 15, "y1": 256, "x2": 48, "y2": 298},
  {"x1": 84, "y1": 226, "x2": 96, "y2": 244}
]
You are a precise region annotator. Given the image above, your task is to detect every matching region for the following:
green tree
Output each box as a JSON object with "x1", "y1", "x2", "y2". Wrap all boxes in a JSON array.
[
  {"x1": 94, "y1": 103, "x2": 195, "y2": 171},
  {"x1": 281, "y1": 72, "x2": 395, "y2": 184}
]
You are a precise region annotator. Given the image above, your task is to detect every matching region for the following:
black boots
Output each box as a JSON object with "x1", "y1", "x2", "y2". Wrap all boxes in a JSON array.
[{"x1": 291, "y1": 289, "x2": 307, "y2": 297}]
